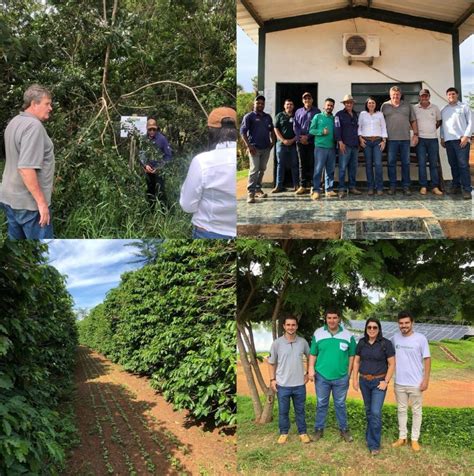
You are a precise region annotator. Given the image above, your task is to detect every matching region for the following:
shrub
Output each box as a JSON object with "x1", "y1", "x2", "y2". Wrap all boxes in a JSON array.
[
  {"x1": 79, "y1": 240, "x2": 236, "y2": 426},
  {"x1": 0, "y1": 241, "x2": 78, "y2": 474}
]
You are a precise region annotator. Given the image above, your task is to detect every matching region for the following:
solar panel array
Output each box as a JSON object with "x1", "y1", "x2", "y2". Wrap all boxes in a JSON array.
[{"x1": 348, "y1": 320, "x2": 470, "y2": 342}]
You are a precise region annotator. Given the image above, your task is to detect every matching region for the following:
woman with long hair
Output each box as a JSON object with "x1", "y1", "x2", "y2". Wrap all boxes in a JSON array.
[
  {"x1": 352, "y1": 317, "x2": 395, "y2": 455},
  {"x1": 358, "y1": 97, "x2": 388, "y2": 195}
]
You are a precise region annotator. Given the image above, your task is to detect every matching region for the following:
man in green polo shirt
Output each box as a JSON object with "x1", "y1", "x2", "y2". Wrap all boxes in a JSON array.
[
  {"x1": 273, "y1": 99, "x2": 298, "y2": 193},
  {"x1": 308, "y1": 98, "x2": 337, "y2": 199},
  {"x1": 308, "y1": 308, "x2": 356, "y2": 442}
]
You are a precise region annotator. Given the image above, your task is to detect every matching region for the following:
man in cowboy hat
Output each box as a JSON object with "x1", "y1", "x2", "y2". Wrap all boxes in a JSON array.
[{"x1": 335, "y1": 94, "x2": 362, "y2": 198}]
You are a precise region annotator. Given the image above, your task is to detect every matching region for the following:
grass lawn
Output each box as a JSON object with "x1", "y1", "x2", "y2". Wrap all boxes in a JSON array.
[
  {"x1": 237, "y1": 169, "x2": 248, "y2": 180},
  {"x1": 429, "y1": 339, "x2": 474, "y2": 379},
  {"x1": 237, "y1": 396, "x2": 474, "y2": 475}
]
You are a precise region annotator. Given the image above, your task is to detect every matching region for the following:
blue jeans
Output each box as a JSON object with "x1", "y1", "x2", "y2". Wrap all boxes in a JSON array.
[
  {"x1": 1, "y1": 203, "x2": 53, "y2": 239},
  {"x1": 313, "y1": 147, "x2": 336, "y2": 192},
  {"x1": 387, "y1": 140, "x2": 411, "y2": 189},
  {"x1": 277, "y1": 384, "x2": 307, "y2": 435},
  {"x1": 338, "y1": 146, "x2": 358, "y2": 191},
  {"x1": 192, "y1": 227, "x2": 234, "y2": 239},
  {"x1": 276, "y1": 143, "x2": 298, "y2": 188},
  {"x1": 314, "y1": 372, "x2": 349, "y2": 431},
  {"x1": 445, "y1": 140, "x2": 472, "y2": 192},
  {"x1": 364, "y1": 139, "x2": 384, "y2": 192},
  {"x1": 359, "y1": 377, "x2": 387, "y2": 450},
  {"x1": 416, "y1": 138, "x2": 440, "y2": 188}
]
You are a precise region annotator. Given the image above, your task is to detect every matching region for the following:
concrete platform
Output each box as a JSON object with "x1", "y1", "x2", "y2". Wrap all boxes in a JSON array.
[{"x1": 237, "y1": 187, "x2": 474, "y2": 239}]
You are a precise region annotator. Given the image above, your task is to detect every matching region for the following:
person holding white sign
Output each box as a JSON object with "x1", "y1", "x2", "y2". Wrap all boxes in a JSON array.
[{"x1": 139, "y1": 118, "x2": 172, "y2": 208}]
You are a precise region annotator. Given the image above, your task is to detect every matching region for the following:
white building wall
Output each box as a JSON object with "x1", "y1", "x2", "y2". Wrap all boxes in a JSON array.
[{"x1": 263, "y1": 18, "x2": 454, "y2": 182}]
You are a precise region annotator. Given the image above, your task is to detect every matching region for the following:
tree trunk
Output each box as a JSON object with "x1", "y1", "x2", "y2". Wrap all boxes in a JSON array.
[
  {"x1": 256, "y1": 390, "x2": 275, "y2": 424},
  {"x1": 237, "y1": 324, "x2": 262, "y2": 421},
  {"x1": 240, "y1": 322, "x2": 268, "y2": 394}
]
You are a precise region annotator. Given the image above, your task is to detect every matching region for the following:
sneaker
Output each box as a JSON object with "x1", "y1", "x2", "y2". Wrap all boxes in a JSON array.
[
  {"x1": 313, "y1": 429, "x2": 324, "y2": 441},
  {"x1": 247, "y1": 193, "x2": 255, "y2": 204},
  {"x1": 370, "y1": 449, "x2": 381, "y2": 456},
  {"x1": 295, "y1": 186, "x2": 307, "y2": 195},
  {"x1": 376, "y1": 190, "x2": 384, "y2": 196},
  {"x1": 338, "y1": 191, "x2": 346, "y2": 198},
  {"x1": 420, "y1": 187, "x2": 427, "y2": 195},
  {"x1": 326, "y1": 190, "x2": 337, "y2": 198},
  {"x1": 255, "y1": 190, "x2": 268, "y2": 198},
  {"x1": 463, "y1": 192, "x2": 472, "y2": 200},
  {"x1": 299, "y1": 434, "x2": 311, "y2": 444},
  {"x1": 350, "y1": 188, "x2": 362, "y2": 195},
  {"x1": 277, "y1": 434, "x2": 288, "y2": 444},
  {"x1": 311, "y1": 192, "x2": 320, "y2": 200},
  {"x1": 388, "y1": 188, "x2": 396, "y2": 195},
  {"x1": 340, "y1": 429, "x2": 353, "y2": 442},
  {"x1": 271, "y1": 187, "x2": 286, "y2": 193},
  {"x1": 367, "y1": 189, "x2": 374, "y2": 196},
  {"x1": 403, "y1": 188, "x2": 412, "y2": 196},
  {"x1": 392, "y1": 438, "x2": 407, "y2": 448},
  {"x1": 432, "y1": 187, "x2": 443, "y2": 196},
  {"x1": 304, "y1": 187, "x2": 312, "y2": 193},
  {"x1": 411, "y1": 440, "x2": 421, "y2": 452}
]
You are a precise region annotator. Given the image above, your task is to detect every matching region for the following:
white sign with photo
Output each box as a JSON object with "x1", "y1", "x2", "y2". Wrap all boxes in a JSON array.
[{"x1": 120, "y1": 116, "x2": 148, "y2": 138}]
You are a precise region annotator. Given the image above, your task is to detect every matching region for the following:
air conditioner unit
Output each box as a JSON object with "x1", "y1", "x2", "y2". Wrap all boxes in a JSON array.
[{"x1": 343, "y1": 34, "x2": 380, "y2": 61}]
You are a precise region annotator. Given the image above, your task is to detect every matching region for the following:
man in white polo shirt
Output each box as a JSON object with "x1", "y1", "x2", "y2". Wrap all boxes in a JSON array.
[
  {"x1": 268, "y1": 316, "x2": 311, "y2": 444},
  {"x1": 413, "y1": 89, "x2": 443, "y2": 196},
  {"x1": 391, "y1": 311, "x2": 431, "y2": 452}
]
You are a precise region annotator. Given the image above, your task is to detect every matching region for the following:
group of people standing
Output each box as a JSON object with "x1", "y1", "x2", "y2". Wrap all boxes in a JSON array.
[
  {"x1": 240, "y1": 86, "x2": 472, "y2": 202},
  {"x1": 0, "y1": 84, "x2": 237, "y2": 239},
  {"x1": 268, "y1": 310, "x2": 431, "y2": 455}
]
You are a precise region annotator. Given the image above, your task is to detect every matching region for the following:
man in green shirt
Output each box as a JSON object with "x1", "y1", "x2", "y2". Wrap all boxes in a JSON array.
[
  {"x1": 308, "y1": 308, "x2": 356, "y2": 442},
  {"x1": 273, "y1": 99, "x2": 298, "y2": 193},
  {"x1": 309, "y1": 98, "x2": 337, "y2": 200}
]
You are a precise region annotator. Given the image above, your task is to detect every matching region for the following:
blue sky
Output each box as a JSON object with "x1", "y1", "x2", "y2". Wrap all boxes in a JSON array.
[
  {"x1": 237, "y1": 26, "x2": 474, "y2": 96},
  {"x1": 47, "y1": 240, "x2": 143, "y2": 311}
]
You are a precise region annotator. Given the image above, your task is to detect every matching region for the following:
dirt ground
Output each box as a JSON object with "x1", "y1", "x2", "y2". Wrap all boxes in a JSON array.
[
  {"x1": 237, "y1": 177, "x2": 247, "y2": 199},
  {"x1": 237, "y1": 361, "x2": 474, "y2": 408},
  {"x1": 64, "y1": 346, "x2": 236, "y2": 475}
]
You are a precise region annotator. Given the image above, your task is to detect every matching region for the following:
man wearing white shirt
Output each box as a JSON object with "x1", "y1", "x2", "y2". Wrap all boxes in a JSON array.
[
  {"x1": 391, "y1": 311, "x2": 431, "y2": 452},
  {"x1": 413, "y1": 89, "x2": 443, "y2": 196},
  {"x1": 440, "y1": 87, "x2": 472, "y2": 199},
  {"x1": 180, "y1": 107, "x2": 236, "y2": 238}
]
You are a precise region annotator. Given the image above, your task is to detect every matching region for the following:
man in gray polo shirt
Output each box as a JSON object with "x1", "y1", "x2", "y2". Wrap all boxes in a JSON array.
[
  {"x1": 268, "y1": 316, "x2": 311, "y2": 444},
  {"x1": 0, "y1": 84, "x2": 55, "y2": 238},
  {"x1": 381, "y1": 86, "x2": 419, "y2": 195}
]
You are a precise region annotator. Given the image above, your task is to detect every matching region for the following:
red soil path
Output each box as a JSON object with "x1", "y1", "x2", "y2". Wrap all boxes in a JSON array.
[
  {"x1": 65, "y1": 346, "x2": 236, "y2": 475},
  {"x1": 237, "y1": 361, "x2": 474, "y2": 408}
]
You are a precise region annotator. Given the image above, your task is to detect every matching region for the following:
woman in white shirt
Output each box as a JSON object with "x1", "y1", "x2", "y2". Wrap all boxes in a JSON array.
[
  {"x1": 180, "y1": 107, "x2": 237, "y2": 239},
  {"x1": 358, "y1": 98, "x2": 388, "y2": 195}
]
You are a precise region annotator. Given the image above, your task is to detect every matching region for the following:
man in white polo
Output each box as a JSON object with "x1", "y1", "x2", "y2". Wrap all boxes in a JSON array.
[
  {"x1": 413, "y1": 89, "x2": 443, "y2": 196},
  {"x1": 268, "y1": 316, "x2": 311, "y2": 444},
  {"x1": 391, "y1": 311, "x2": 431, "y2": 452}
]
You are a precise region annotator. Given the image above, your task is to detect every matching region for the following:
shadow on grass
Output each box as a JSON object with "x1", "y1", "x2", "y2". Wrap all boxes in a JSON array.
[{"x1": 237, "y1": 395, "x2": 474, "y2": 475}]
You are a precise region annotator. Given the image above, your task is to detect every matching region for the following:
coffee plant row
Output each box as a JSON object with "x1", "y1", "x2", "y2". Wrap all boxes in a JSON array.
[
  {"x1": 79, "y1": 240, "x2": 236, "y2": 426},
  {"x1": 0, "y1": 241, "x2": 78, "y2": 475}
]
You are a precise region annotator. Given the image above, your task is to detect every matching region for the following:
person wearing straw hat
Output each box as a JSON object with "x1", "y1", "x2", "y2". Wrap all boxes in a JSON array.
[
  {"x1": 180, "y1": 107, "x2": 237, "y2": 239},
  {"x1": 335, "y1": 94, "x2": 363, "y2": 198}
]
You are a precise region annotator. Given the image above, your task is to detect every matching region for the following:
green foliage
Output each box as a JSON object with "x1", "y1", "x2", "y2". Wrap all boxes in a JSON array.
[
  {"x1": 0, "y1": 0, "x2": 235, "y2": 237},
  {"x1": 236, "y1": 92, "x2": 254, "y2": 170},
  {"x1": 0, "y1": 240, "x2": 78, "y2": 474},
  {"x1": 237, "y1": 240, "x2": 474, "y2": 341},
  {"x1": 79, "y1": 240, "x2": 236, "y2": 426}
]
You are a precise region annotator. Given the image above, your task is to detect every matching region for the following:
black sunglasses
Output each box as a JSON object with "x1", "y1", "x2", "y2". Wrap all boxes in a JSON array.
[{"x1": 367, "y1": 325, "x2": 379, "y2": 330}]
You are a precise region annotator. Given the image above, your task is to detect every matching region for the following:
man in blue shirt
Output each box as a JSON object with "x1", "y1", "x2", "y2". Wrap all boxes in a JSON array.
[
  {"x1": 240, "y1": 95, "x2": 275, "y2": 204},
  {"x1": 440, "y1": 87, "x2": 473, "y2": 199},
  {"x1": 139, "y1": 118, "x2": 172, "y2": 208},
  {"x1": 294, "y1": 92, "x2": 321, "y2": 194},
  {"x1": 335, "y1": 95, "x2": 362, "y2": 198}
]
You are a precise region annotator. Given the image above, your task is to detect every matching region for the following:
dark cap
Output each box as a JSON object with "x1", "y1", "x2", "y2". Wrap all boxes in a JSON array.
[
  {"x1": 302, "y1": 92, "x2": 312, "y2": 99},
  {"x1": 255, "y1": 94, "x2": 265, "y2": 101},
  {"x1": 207, "y1": 107, "x2": 237, "y2": 128},
  {"x1": 419, "y1": 89, "x2": 430, "y2": 96}
]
